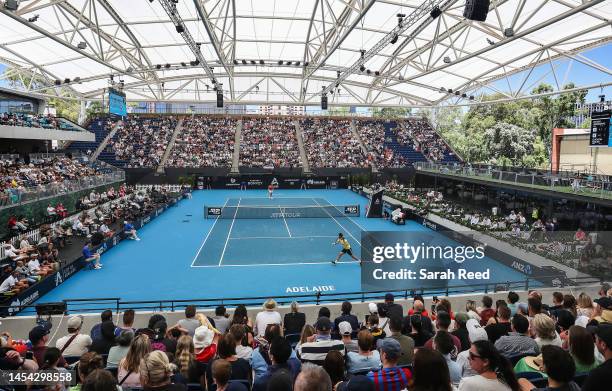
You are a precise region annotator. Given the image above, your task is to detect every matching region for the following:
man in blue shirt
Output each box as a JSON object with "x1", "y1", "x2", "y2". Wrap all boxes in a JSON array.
[
  {"x1": 123, "y1": 220, "x2": 140, "y2": 241},
  {"x1": 82, "y1": 242, "x2": 102, "y2": 269},
  {"x1": 367, "y1": 338, "x2": 412, "y2": 391},
  {"x1": 253, "y1": 337, "x2": 301, "y2": 391}
]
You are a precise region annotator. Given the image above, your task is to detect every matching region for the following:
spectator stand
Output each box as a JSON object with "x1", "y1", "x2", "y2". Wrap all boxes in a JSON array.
[
  {"x1": 360, "y1": 185, "x2": 602, "y2": 284},
  {"x1": 0, "y1": 187, "x2": 191, "y2": 316}
]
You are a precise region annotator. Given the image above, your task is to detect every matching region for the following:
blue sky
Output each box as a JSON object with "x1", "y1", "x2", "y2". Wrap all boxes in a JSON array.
[{"x1": 1, "y1": 43, "x2": 610, "y2": 109}]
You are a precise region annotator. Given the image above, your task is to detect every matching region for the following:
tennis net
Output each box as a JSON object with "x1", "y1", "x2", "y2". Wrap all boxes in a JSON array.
[{"x1": 205, "y1": 204, "x2": 360, "y2": 219}]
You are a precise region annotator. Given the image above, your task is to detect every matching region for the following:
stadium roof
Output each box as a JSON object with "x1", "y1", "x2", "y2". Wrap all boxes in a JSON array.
[{"x1": 0, "y1": 0, "x2": 610, "y2": 108}]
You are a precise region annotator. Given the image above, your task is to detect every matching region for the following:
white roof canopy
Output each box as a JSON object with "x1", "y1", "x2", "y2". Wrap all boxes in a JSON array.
[{"x1": 0, "y1": 0, "x2": 610, "y2": 107}]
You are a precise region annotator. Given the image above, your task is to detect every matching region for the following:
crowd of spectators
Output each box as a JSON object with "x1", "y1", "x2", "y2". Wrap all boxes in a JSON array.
[
  {"x1": 167, "y1": 117, "x2": 236, "y2": 168},
  {"x1": 384, "y1": 182, "x2": 612, "y2": 275},
  {"x1": 0, "y1": 156, "x2": 104, "y2": 207},
  {"x1": 354, "y1": 121, "x2": 407, "y2": 168},
  {"x1": 300, "y1": 119, "x2": 367, "y2": 168},
  {"x1": 240, "y1": 118, "x2": 301, "y2": 168},
  {"x1": 1, "y1": 287, "x2": 611, "y2": 391},
  {"x1": 397, "y1": 118, "x2": 454, "y2": 162},
  {"x1": 0, "y1": 184, "x2": 176, "y2": 294},
  {"x1": 109, "y1": 116, "x2": 177, "y2": 168},
  {"x1": 0, "y1": 112, "x2": 79, "y2": 131}
]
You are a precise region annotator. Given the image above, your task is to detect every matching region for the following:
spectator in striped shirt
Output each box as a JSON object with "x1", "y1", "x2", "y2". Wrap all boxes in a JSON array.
[
  {"x1": 296, "y1": 317, "x2": 346, "y2": 366},
  {"x1": 367, "y1": 338, "x2": 412, "y2": 391}
]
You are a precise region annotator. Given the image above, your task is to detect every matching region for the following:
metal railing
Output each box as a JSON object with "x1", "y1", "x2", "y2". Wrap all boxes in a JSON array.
[
  {"x1": 414, "y1": 162, "x2": 612, "y2": 200},
  {"x1": 0, "y1": 168, "x2": 125, "y2": 210},
  {"x1": 2, "y1": 275, "x2": 601, "y2": 316}
]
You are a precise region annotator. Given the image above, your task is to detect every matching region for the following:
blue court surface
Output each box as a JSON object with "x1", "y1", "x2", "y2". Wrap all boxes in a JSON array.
[{"x1": 38, "y1": 189, "x2": 532, "y2": 304}]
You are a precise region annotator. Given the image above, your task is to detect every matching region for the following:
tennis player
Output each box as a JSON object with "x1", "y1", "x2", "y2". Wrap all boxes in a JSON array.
[
  {"x1": 332, "y1": 233, "x2": 361, "y2": 265},
  {"x1": 268, "y1": 183, "x2": 274, "y2": 199}
]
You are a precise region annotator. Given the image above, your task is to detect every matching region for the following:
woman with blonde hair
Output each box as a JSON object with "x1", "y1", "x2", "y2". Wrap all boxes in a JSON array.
[
  {"x1": 576, "y1": 292, "x2": 595, "y2": 318},
  {"x1": 140, "y1": 350, "x2": 186, "y2": 391},
  {"x1": 296, "y1": 324, "x2": 315, "y2": 351},
  {"x1": 118, "y1": 334, "x2": 152, "y2": 388},
  {"x1": 465, "y1": 300, "x2": 481, "y2": 323},
  {"x1": 532, "y1": 314, "x2": 562, "y2": 349},
  {"x1": 174, "y1": 335, "x2": 207, "y2": 387}
]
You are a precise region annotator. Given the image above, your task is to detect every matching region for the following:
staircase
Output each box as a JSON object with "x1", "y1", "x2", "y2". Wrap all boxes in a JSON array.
[
  {"x1": 231, "y1": 119, "x2": 242, "y2": 174},
  {"x1": 384, "y1": 121, "x2": 428, "y2": 163},
  {"x1": 350, "y1": 120, "x2": 378, "y2": 172},
  {"x1": 92, "y1": 120, "x2": 123, "y2": 161},
  {"x1": 67, "y1": 116, "x2": 114, "y2": 157},
  {"x1": 293, "y1": 120, "x2": 311, "y2": 174},
  {"x1": 156, "y1": 117, "x2": 185, "y2": 173}
]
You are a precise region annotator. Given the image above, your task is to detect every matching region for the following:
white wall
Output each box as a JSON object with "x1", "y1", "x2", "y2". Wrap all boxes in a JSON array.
[{"x1": 0, "y1": 125, "x2": 94, "y2": 142}]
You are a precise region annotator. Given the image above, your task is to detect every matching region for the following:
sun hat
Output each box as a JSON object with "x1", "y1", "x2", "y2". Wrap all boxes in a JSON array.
[
  {"x1": 193, "y1": 326, "x2": 214, "y2": 350},
  {"x1": 466, "y1": 319, "x2": 488, "y2": 342},
  {"x1": 264, "y1": 299, "x2": 277, "y2": 310}
]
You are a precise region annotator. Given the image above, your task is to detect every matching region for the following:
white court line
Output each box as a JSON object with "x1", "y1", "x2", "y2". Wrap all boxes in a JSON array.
[
  {"x1": 281, "y1": 207, "x2": 293, "y2": 237},
  {"x1": 228, "y1": 235, "x2": 337, "y2": 240},
  {"x1": 192, "y1": 260, "x2": 360, "y2": 268},
  {"x1": 313, "y1": 198, "x2": 362, "y2": 246},
  {"x1": 218, "y1": 198, "x2": 241, "y2": 266},
  {"x1": 190, "y1": 198, "x2": 229, "y2": 267}
]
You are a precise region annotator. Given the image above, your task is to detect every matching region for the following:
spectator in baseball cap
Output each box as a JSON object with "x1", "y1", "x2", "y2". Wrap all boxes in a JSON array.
[
  {"x1": 296, "y1": 317, "x2": 345, "y2": 366},
  {"x1": 581, "y1": 324, "x2": 612, "y2": 391},
  {"x1": 29, "y1": 325, "x2": 67, "y2": 368},
  {"x1": 338, "y1": 321, "x2": 358, "y2": 353},
  {"x1": 592, "y1": 297, "x2": 612, "y2": 325},
  {"x1": 367, "y1": 338, "x2": 411, "y2": 391}
]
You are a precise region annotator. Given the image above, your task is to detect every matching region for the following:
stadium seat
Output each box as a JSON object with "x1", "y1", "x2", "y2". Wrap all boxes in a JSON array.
[
  {"x1": 186, "y1": 383, "x2": 203, "y2": 391},
  {"x1": 508, "y1": 353, "x2": 531, "y2": 366},
  {"x1": 284, "y1": 333, "x2": 301, "y2": 348},
  {"x1": 64, "y1": 355, "x2": 81, "y2": 365},
  {"x1": 516, "y1": 371, "x2": 544, "y2": 380},
  {"x1": 530, "y1": 378, "x2": 549, "y2": 388}
]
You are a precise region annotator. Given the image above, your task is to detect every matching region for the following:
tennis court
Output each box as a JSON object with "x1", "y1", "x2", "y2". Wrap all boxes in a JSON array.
[
  {"x1": 192, "y1": 197, "x2": 364, "y2": 267},
  {"x1": 35, "y1": 189, "x2": 536, "y2": 304}
]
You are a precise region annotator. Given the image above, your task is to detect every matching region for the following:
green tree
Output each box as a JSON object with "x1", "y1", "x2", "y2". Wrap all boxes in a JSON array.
[{"x1": 483, "y1": 122, "x2": 535, "y2": 165}]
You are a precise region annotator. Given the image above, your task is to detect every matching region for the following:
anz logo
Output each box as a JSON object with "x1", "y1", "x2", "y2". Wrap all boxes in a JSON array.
[{"x1": 511, "y1": 261, "x2": 532, "y2": 275}]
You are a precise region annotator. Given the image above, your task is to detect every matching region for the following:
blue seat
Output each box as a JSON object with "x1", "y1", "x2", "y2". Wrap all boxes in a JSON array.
[
  {"x1": 516, "y1": 371, "x2": 544, "y2": 380},
  {"x1": 186, "y1": 383, "x2": 203, "y2": 391}
]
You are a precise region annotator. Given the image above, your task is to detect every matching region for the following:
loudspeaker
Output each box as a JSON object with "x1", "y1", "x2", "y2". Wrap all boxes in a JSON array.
[
  {"x1": 36, "y1": 302, "x2": 66, "y2": 316},
  {"x1": 321, "y1": 95, "x2": 328, "y2": 110},
  {"x1": 463, "y1": 0, "x2": 490, "y2": 22},
  {"x1": 216, "y1": 90, "x2": 223, "y2": 108}
]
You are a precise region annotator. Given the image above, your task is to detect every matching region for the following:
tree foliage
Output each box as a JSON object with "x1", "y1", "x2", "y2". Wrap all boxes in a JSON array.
[
  {"x1": 483, "y1": 122, "x2": 535, "y2": 165},
  {"x1": 431, "y1": 83, "x2": 587, "y2": 168}
]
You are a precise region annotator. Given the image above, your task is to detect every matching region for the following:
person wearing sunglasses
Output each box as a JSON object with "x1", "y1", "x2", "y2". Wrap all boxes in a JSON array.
[{"x1": 458, "y1": 340, "x2": 519, "y2": 391}]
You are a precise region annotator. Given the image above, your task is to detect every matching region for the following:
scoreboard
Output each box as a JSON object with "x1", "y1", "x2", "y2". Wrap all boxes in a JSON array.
[
  {"x1": 589, "y1": 110, "x2": 612, "y2": 147},
  {"x1": 108, "y1": 87, "x2": 127, "y2": 117}
]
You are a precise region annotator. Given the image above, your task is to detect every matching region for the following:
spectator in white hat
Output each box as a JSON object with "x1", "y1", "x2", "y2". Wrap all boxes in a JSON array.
[
  {"x1": 55, "y1": 315, "x2": 92, "y2": 357},
  {"x1": 339, "y1": 321, "x2": 358, "y2": 353},
  {"x1": 457, "y1": 319, "x2": 489, "y2": 378},
  {"x1": 194, "y1": 326, "x2": 217, "y2": 364},
  {"x1": 255, "y1": 299, "x2": 282, "y2": 337}
]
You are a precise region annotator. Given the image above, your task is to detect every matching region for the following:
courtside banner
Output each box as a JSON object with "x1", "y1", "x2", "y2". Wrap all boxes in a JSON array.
[{"x1": 360, "y1": 231, "x2": 491, "y2": 291}]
